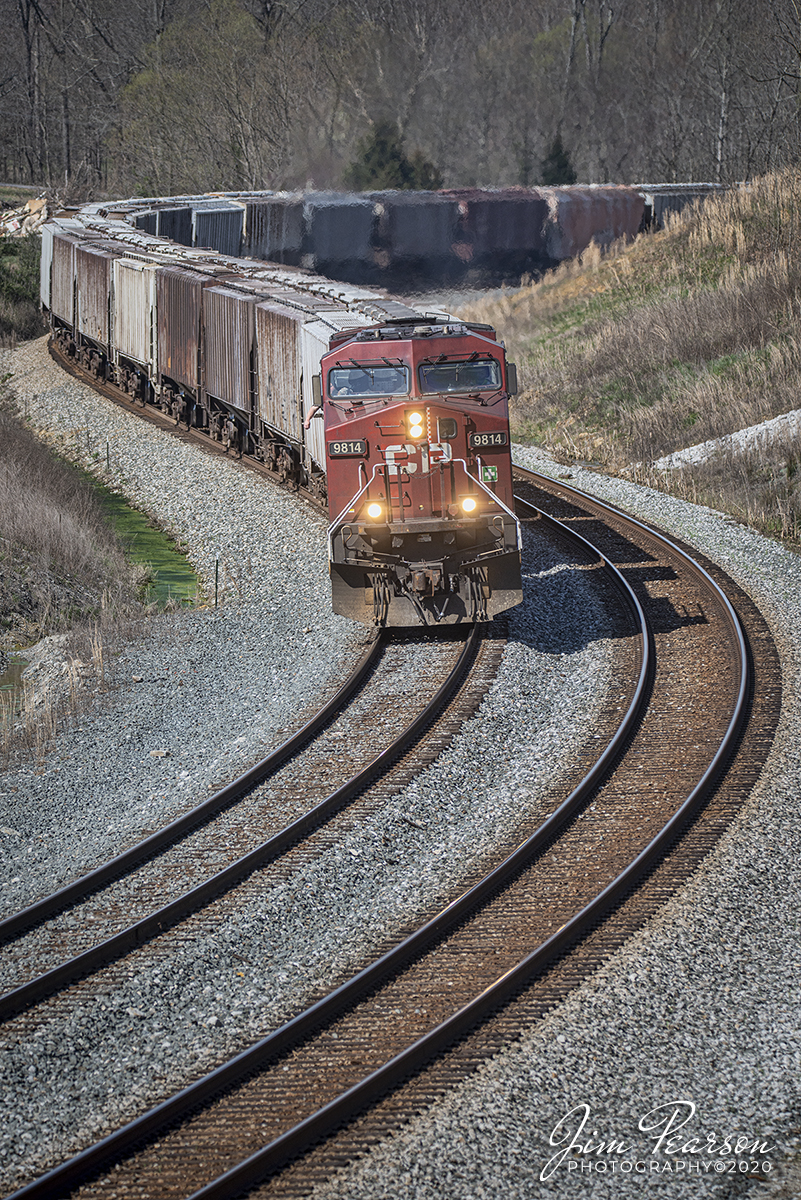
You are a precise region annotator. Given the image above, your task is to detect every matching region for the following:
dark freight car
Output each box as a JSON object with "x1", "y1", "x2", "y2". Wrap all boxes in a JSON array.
[
  {"x1": 370, "y1": 191, "x2": 460, "y2": 280},
  {"x1": 447, "y1": 188, "x2": 550, "y2": 276},
  {"x1": 157, "y1": 207, "x2": 193, "y2": 246},
  {"x1": 301, "y1": 193, "x2": 375, "y2": 281},
  {"x1": 192, "y1": 203, "x2": 245, "y2": 258},
  {"x1": 244, "y1": 196, "x2": 303, "y2": 265}
]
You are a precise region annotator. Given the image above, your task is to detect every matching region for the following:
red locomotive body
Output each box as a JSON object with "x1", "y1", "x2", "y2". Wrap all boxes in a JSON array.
[{"x1": 321, "y1": 317, "x2": 523, "y2": 626}]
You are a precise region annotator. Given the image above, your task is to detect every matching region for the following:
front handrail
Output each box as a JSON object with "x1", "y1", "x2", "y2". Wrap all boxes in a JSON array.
[{"x1": 326, "y1": 456, "x2": 523, "y2": 561}]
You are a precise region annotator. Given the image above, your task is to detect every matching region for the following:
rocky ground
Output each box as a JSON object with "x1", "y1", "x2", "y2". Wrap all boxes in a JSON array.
[
  {"x1": 313, "y1": 446, "x2": 801, "y2": 1200},
  {"x1": 2, "y1": 336, "x2": 801, "y2": 1198}
]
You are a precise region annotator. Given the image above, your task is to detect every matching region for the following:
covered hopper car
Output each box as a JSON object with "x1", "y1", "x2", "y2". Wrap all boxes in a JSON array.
[{"x1": 40, "y1": 210, "x2": 523, "y2": 627}]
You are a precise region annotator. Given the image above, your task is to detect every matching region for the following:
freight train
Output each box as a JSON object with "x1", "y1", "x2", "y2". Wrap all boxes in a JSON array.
[
  {"x1": 39, "y1": 204, "x2": 523, "y2": 626},
  {"x1": 101, "y1": 184, "x2": 648, "y2": 285}
]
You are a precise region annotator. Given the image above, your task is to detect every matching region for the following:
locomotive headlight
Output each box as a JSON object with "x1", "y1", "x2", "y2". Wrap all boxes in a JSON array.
[
  {"x1": 462, "y1": 496, "x2": 478, "y2": 513},
  {"x1": 408, "y1": 411, "x2": 425, "y2": 438},
  {"x1": 367, "y1": 502, "x2": 383, "y2": 519}
]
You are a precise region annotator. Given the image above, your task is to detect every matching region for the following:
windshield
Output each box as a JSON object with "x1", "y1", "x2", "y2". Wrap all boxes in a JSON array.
[
  {"x1": 328, "y1": 364, "x2": 409, "y2": 398},
  {"x1": 418, "y1": 358, "x2": 502, "y2": 394}
]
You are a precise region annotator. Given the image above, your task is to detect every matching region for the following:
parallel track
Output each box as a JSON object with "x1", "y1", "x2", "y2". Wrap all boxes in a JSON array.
[
  {"x1": 6, "y1": 347, "x2": 780, "y2": 1198},
  {"x1": 1, "y1": 625, "x2": 502, "y2": 1024},
  {"x1": 4, "y1": 475, "x2": 714, "y2": 1200}
]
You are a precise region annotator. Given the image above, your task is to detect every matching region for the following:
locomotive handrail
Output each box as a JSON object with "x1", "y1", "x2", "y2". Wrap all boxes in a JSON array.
[
  {"x1": 326, "y1": 457, "x2": 523, "y2": 562},
  {"x1": 326, "y1": 462, "x2": 386, "y2": 560},
  {"x1": 455, "y1": 456, "x2": 523, "y2": 550}
]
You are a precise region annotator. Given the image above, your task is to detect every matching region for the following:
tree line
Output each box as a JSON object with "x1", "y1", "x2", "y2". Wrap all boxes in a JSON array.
[{"x1": 2, "y1": 0, "x2": 800, "y2": 200}]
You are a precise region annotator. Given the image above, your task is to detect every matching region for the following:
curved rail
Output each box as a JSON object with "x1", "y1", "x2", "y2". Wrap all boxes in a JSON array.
[
  {"x1": 183, "y1": 486, "x2": 748, "y2": 1200},
  {"x1": 6, "y1": 503, "x2": 652, "y2": 1200},
  {"x1": 0, "y1": 625, "x2": 483, "y2": 1021},
  {"x1": 0, "y1": 633, "x2": 384, "y2": 946}
]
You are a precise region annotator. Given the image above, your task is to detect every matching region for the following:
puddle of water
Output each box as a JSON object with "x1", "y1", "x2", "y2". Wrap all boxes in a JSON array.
[{"x1": 93, "y1": 484, "x2": 200, "y2": 607}]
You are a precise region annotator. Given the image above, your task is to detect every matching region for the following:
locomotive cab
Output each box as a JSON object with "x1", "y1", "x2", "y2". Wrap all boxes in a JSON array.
[{"x1": 322, "y1": 318, "x2": 523, "y2": 626}]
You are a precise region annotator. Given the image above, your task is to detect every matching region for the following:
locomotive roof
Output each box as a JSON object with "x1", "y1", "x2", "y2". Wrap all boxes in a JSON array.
[{"x1": 326, "y1": 319, "x2": 496, "y2": 350}]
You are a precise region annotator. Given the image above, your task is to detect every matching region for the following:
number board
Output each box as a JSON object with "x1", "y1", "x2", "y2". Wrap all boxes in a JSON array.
[
  {"x1": 469, "y1": 431, "x2": 508, "y2": 449},
  {"x1": 328, "y1": 439, "x2": 367, "y2": 457}
]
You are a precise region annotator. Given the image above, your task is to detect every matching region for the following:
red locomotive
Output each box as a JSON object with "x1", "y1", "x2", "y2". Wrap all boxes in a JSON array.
[{"x1": 318, "y1": 317, "x2": 523, "y2": 626}]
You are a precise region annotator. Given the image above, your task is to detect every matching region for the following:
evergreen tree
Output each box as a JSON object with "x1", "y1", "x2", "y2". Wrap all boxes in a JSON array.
[
  {"x1": 539, "y1": 135, "x2": 577, "y2": 186},
  {"x1": 344, "y1": 121, "x2": 443, "y2": 191}
]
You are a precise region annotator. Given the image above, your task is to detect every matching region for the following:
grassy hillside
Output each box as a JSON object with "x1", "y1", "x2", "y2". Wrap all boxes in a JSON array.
[
  {"x1": 459, "y1": 169, "x2": 801, "y2": 543},
  {"x1": 0, "y1": 389, "x2": 141, "y2": 651}
]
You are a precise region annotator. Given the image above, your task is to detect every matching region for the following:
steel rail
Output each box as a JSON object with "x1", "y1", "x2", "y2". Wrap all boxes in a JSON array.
[
  {"x1": 6, "y1": 505, "x2": 651, "y2": 1200},
  {"x1": 0, "y1": 633, "x2": 384, "y2": 947},
  {"x1": 181, "y1": 488, "x2": 748, "y2": 1200},
  {"x1": 0, "y1": 625, "x2": 482, "y2": 1022}
]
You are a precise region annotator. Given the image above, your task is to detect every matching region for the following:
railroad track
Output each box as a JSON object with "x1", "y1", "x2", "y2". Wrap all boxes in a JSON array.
[
  {"x1": 6, "y1": 468, "x2": 777, "y2": 1200},
  {"x1": 0, "y1": 622, "x2": 506, "y2": 1016}
]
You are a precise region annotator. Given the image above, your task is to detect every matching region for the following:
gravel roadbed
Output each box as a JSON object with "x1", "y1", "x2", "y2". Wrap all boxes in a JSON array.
[
  {"x1": 309, "y1": 446, "x2": 801, "y2": 1200},
  {"x1": 0, "y1": 344, "x2": 626, "y2": 1191},
  {"x1": 0, "y1": 338, "x2": 369, "y2": 918}
]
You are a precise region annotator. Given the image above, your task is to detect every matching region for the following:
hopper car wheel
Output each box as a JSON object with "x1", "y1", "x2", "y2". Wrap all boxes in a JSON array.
[
  {"x1": 223, "y1": 417, "x2": 241, "y2": 458},
  {"x1": 309, "y1": 474, "x2": 327, "y2": 504},
  {"x1": 277, "y1": 446, "x2": 296, "y2": 484}
]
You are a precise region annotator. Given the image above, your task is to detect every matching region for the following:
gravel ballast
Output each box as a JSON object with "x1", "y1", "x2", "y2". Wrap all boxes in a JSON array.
[
  {"x1": 0, "y1": 342, "x2": 626, "y2": 1191},
  {"x1": 6, "y1": 334, "x2": 799, "y2": 1198},
  {"x1": 0, "y1": 338, "x2": 370, "y2": 918},
  {"x1": 309, "y1": 445, "x2": 801, "y2": 1200}
]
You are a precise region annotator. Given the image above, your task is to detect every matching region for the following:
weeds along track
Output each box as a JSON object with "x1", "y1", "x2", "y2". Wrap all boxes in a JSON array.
[{"x1": 8, "y1": 476, "x2": 779, "y2": 1200}]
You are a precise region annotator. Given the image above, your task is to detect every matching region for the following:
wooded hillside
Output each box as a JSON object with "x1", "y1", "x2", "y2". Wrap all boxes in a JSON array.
[{"x1": 2, "y1": 0, "x2": 800, "y2": 199}]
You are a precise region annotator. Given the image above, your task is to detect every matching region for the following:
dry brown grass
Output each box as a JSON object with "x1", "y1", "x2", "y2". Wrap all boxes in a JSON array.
[
  {"x1": 0, "y1": 389, "x2": 148, "y2": 763},
  {"x1": 635, "y1": 431, "x2": 801, "y2": 544},
  {"x1": 0, "y1": 394, "x2": 140, "y2": 639},
  {"x1": 457, "y1": 168, "x2": 801, "y2": 545},
  {"x1": 0, "y1": 603, "x2": 149, "y2": 767}
]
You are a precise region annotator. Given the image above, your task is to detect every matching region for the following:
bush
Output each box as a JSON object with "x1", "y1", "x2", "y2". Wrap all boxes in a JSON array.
[
  {"x1": 344, "y1": 121, "x2": 443, "y2": 191},
  {"x1": 0, "y1": 394, "x2": 141, "y2": 642},
  {"x1": 0, "y1": 236, "x2": 47, "y2": 344},
  {"x1": 539, "y1": 134, "x2": 577, "y2": 186}
]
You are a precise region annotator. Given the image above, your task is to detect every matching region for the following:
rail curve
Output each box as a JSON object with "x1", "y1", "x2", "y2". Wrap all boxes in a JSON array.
[{"x1": 7, "y1": 474, "x2": 760, "y2": 1200}]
